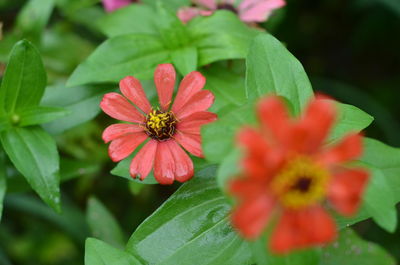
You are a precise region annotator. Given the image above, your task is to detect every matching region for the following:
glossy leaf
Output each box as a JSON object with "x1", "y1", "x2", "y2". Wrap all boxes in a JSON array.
[
  {"x1": 320, "y1": 229, "x2": 395, "y2": 265},
  {"x1": 246, "y1": 33, "x2": 313, "y2": 115},
  {"x1": 0, "y1": 40, "x2": 46, "y2": 113},
  {"x1": 18, "y1": 106, "x2": 69, "y2": 127},
  {"x1": 97, "y1": 4, "x2": 158, "y2": 37},
  {"x1": 126, "y1": 168, "x2": 253, "y2": 265},
  {"x1": 87, "y1": 197, "x2": 125, "y2": 248},
  {"x1": 85, "y1": 238, "x2": 142, "y2": 265},
  {"x1": 0, "y1": 126, "x2": 61, "y2": 212},
  {"x1": 42, "y1": 83, "x2": 111, "y2": 134},
  {"x1": 189, "y1": 11, "x2": 259, "y2": 66},
  {"x1": 67, "y1": 34, "x2": 169, "y2": 86}
]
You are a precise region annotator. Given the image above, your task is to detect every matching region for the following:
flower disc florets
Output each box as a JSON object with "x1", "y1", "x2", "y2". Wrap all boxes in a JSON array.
[{"x1": 145, "y1": 110, "x2": 177, "y2": 141}]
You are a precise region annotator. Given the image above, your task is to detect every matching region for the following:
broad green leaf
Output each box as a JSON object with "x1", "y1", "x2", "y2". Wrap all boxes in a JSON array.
[
  {"x1": 18, "y1": 106, "x2": 69, "y2": 127},
  {"x1": 202, "y1": 103, "x2": 256, "y2": 164},
  {"x1": 251, "y1": 235, "x2": 320, "y2": 265},
  {"x1": 15, "y1": 0, "x2": 55, "y2": 44},
  {"x1": 85, "y1": 238, "x2": 142, "y2": 265},
  {"x1": 142, "y1": 0, "x2": 190, "y2": 10},
  {"x1": 362, "y1": 166, "x2": 397, "y2": 232},
  {"x1": 320, "y1": 229, "x2": 395, "y2": 265},
  {"x1": 0, "y1": 40, "x2": 46, "y2": 113},
  {"x1": 111, "y1": 153, "x2": 158, "y2": 185},
  {"x1": 0, "y1": 151, "x2": 6, "y2": 221},
  {"x1": 329, "y1": 102, "x2": 374, "y2": 141},
  {"x1": 189, "y1": 11, "x2": 259, "y2": 66},
  {"x1": 97, "y1": 4, "x2": 158, "y2": 37},
  {"x1": 126, "y1": 168, "x2": 253, "y2": 265},
  {"x1": 87, "y1": 197, "x2": 125, "y2": 248},
  {"x1": 41, "y1": 82, "x2": 111, "y2": 134},
  {"x1": 170, "y1": 46, "x2": 197, "y2": 75},
  {"x1": 0, "y1": 126, "x2": 60, "y2": 212},
  {"x1": 67, "y1": 34, "x2": 169, "y2": 86},
  {"x1": 0, "y1": 116, "x2": 10, "y2": 132},
  {"x1": 246, "y1": 34, "x2": 313, "y2": 115},
  {"x1": 360, "y1": 138, "x2": 400, "y2": 201},
  {"x1": 5, "y1": 194, "x2": 89, "y2": 244}
]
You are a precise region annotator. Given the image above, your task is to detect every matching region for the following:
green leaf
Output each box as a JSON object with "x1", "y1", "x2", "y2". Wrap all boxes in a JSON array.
[
  {"x1": 329, "y1": 102, "x2": 374, "y2": 141},
  {"x1": 142, "y1": 0, "x2": 190, "y2": 10},
  {"x1": 97, "y1": 4, "x2": 158, "y2": 37},
  {"x1": 67, "y1": 34, "x2": 169, "y2": 86},
  {"x1": 15, "y1": 0, "x2": 55, "y2": 44},
  {"x1": 245, "y1": 33, "x2": 313, "y2": 115},
  {"x1": 170, "y1": 46, "x2": 197, "y2": 75},
  {"x1": 362, "y1": 166, "x2": 397, "y2": 232},
  {"x1": 41, "y1": 82, "x2": 111, "y2": 134},
  {"x1": 189, "y1": 11, "x2": 259, "y2": 66},
  {"x1": 111, "y1": 153, "x2": 158, "y2": 185},
  {"x1": 87, "y1": 197, "x2": 125, "y2": 248},
  {"x1": 0, "y1": 40, "x2": 47, "y2": 113},
  {"x1": 85, "y1": 238, "x2": 142, "y2": 265},
  {"x1": 18, "y1": 106, "x2": 69, "y2": 127},
  {"x1": 320, "y1": 229, "x2": 395, "y2": 265},
  {"x1": 126, "y1": 168, "x2": 253, "y2": 265},
  {"x1": 0, "y1": 126, "x2": 61, "y2": 212},
  {"x1": 0, "y1": 151, "x2": 6, "y2": 221}
]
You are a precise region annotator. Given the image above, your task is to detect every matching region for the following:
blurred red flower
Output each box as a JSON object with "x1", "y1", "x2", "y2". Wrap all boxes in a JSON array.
[
  {"x1": 102, "y1": 0, "x2": 138, "y2": 12},
  {"x1": 100, "y1": 64, "x2": 216, "y2": 184},
  {"x1": 229, "y1": 96, "x2": 369, "y2": 253}
]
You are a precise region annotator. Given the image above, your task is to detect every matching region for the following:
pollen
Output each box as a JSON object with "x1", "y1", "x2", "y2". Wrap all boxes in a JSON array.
[
  {"x1": 144, "y1": 109, "x2": 177, "y2": 141},
  {"x1": 271, "y1": 156, "x2": 330, "y2": 209}
]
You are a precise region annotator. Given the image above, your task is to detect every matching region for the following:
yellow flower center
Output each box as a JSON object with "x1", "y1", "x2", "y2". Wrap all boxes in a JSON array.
[
  {"x1": 271, "y1": 156, "x2": 330, "y2": 209},
  {"x1": 145, "y1": 109, "x2": 177, "y2": 141}
]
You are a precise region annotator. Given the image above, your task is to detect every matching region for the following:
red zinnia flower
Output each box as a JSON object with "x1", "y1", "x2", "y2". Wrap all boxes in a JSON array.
[
  {"x1": 100, "y1": 64, "x2": 217, "y2": 184},
  {"x1": 229, "y1": 95, "x2": 369, "y2": 254}
]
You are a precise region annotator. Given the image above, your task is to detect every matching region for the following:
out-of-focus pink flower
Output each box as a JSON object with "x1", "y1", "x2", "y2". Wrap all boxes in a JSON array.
[
  {"x1": 102, "y1": 0, "x2": 136, "y2": 12},
  {"x1": 178, "y1": 0, "x2": 286, "y2": 23}
]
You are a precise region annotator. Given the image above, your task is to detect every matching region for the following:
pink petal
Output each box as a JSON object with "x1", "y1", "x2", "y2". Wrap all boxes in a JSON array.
[
  {"x1": 174, "y1": 90, "x2": 215, "y2": 119},
  {"x1": 130, "y1": 140, "x2": 158, "y2": 180},
  {"x1": 119, "y1": 76, "x2": 152, "y2": 114},
  {"x1": 154, "y1": 141, "x2": 175, "y2": 185},
  {"x1": 176, "y1": 111, "x2": 217, "y2": 134},
  {"x1": 177, "y1": 7, "x2": 203, "y2": 23},
  {"x1": 154, "y1": 64, "x2": 176, "y2": 111},
  {"x1": 102, "y1": 123, "x2": 144, "y2": 143},
  {"x1": 174, "y1": 131, "x2": 203, "y2": 157},
  {"x1": 172, "y1": 71, "x2": 206, "y2": 113},
  {"x1": 167, "y1": 141, "x2": 194, "y2": 183},
  {"x1": 108, "y1": 132, "x2": 148, "y2": 162},
  {"x1": 239, "y1": 0, "x2": 285, "y2": 22},
  {"x1": 100, "y1": 92, "x2": 145, "y2": 123},
  {"x1": 102, "y1": 0, "x2": 131, "y2": 12},
  {"x1": 193, "y1": 0, "x2": 217, "y2": 9}
]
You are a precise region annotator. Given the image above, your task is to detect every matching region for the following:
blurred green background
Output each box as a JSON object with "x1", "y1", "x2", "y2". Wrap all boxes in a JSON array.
[{"x1": 0, "y1": 0, "x2": 399, "y2": 264}]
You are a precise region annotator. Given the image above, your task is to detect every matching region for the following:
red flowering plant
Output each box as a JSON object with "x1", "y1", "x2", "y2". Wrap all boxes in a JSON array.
[
  {"x1": 229, "y1": 95, "x2": 369, "y2": 253},
  {"x1": 100, "y1": 64, "x2": 217, "y2": 184}
]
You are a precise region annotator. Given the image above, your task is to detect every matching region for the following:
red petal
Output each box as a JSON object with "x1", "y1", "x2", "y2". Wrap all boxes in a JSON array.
[
  {"x1": 231, "y1": 194, "x2": 274, "y2": 239},
  {"x1": 328, "y1": 168, "x2": 369, "y2": 216},
  {"x1": 108, "y1": 132, "x2": 148, "y2": 162},
  {"x1": 296, "y1": 99, "x2": 336, "y2": 153},
  {"x1": 175, "y1": 90, "x2": 215, "y2": 119},
  {"x1": 154, "y1": 64, "x2": 176, "y2": 111},
  {"x1": 176, "y1": 111, "x2": 217, "y2": 134},
  {"x1": 318, "y1": 133, "x2": 363, "y2": 166},
  {"x1": 257, "y1": 96, "x2": 290, "y2": 146},
  {"x1": 270, "y1": 207, "x2": 336, "y2": 254},
  {"x1": 120, "y1": 76, "x2": 152, "y2": 113},
  {"x1": 100, "y1": 93, "x2": 145, "y2": 123},
  {"x1": 102, "y1": 123, "x2": 144, "y2": 143},
  {"x1": 174, "y1": 131, "x2": 203, "y2": 157},
  {"x1": 167, "y1": 141, "x2": 194, "y2": 182},
  {"x1": 130, "y1": 140, "x2": 158, "y2": 180},
  {"x1": 154, "y1": 141, "x2": 175, "y2": 185},
  {"x1": 229, "y1": 177, "x2": 267, "y2": 198},
  {"x1": 172, "y1": 71, "x2": 206, "y2": 113}
]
